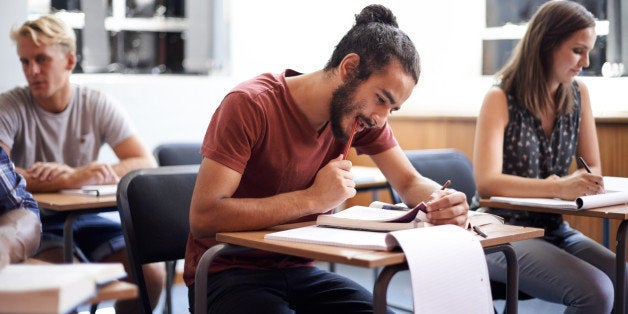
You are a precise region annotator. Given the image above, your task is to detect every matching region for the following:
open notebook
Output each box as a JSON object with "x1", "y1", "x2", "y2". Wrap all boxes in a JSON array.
[{"x1": 490, "y1": 177, "x2": 628, "y2": 210}]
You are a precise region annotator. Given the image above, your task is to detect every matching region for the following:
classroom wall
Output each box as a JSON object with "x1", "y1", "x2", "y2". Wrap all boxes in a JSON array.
[{"x1": 0, "y1": 0, "x2": 626, "y2": 160}]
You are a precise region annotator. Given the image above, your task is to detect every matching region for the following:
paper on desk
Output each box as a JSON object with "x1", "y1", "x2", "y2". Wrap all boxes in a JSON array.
[{"x1": 389, "y1": 225, "x2": 492, "y2": 314}]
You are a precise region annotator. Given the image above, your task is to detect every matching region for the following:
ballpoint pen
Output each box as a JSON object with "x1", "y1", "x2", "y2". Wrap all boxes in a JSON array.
[
  {"x1": 473, "y1": 225, "x2": 488, "y2": 238},
  {"x1": 577, "y1": 156, "x2": 592, "y2": 173}
]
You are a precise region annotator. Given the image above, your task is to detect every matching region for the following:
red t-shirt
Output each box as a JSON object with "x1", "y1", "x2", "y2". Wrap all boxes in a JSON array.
[{"x1": 184, "y1": 70, "x2": 398, "y2": 286}]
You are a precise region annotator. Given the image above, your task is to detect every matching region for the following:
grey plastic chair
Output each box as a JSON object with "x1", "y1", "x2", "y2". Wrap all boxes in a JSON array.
[{"x1": 388, "y1": 148, "x2": 533, "y2": 311}]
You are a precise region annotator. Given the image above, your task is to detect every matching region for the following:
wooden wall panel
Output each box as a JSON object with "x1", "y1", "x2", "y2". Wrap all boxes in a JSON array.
[{"x1": 347, "y1": 116, "x2": 628, "y2": 253}]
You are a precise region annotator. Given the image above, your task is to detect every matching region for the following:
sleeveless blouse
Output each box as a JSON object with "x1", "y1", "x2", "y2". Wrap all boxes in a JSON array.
[{"x1": 488, "y1": 82, "x2": 581, "y2": 235}]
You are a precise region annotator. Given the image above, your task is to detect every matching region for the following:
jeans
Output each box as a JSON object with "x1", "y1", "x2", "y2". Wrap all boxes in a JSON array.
[
  {"x1": 188, "y1": 266, "x2": 394, "y2": 314},
  {"x1": 486, "y1": 221, "x2": 626, "y2": 314}
]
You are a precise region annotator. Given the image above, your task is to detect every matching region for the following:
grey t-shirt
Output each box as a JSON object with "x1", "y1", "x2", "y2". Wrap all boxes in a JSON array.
[{"x1": 0, "y1": 84, "x2": 135, "y2": 168}]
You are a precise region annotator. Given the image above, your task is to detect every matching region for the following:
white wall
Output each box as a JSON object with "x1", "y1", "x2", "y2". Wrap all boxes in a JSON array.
[
  {"x1": 0, "y1": 2, "x2": 27, "y2": 92},
  {"x1": 1, "y1": 0, "x2": 626, "y2": 163}
]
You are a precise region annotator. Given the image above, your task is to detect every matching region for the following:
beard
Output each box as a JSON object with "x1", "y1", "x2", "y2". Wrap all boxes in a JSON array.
[{"x1": 329, "y1": 77, "x2": 362, "y2": 141}]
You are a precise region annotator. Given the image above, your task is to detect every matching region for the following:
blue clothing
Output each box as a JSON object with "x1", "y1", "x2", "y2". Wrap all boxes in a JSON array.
[
  {"x1": 188, "y1": 266, "x2": 393, "y2": 314},
  {"x1": 484, "y1": 83, "x2": 625, "y2": 313},
  {"x1": 0, "y1": 147, "x2": 38, "y2": 217}
]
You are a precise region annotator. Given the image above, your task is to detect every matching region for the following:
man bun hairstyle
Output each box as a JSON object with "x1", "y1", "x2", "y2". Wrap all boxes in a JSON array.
[{"x1": 325, "y1": 4, "x2": 420, "y2": 84}]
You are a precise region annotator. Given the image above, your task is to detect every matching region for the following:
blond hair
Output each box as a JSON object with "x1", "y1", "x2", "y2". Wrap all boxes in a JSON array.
[{"x1": 10, "y1": 15, "x2": 76, "y2": 54}]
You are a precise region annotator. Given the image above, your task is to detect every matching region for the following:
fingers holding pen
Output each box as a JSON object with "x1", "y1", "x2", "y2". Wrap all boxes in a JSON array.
[{"x1": 425, "y1": 189, "x2": 469, "y2": 227}]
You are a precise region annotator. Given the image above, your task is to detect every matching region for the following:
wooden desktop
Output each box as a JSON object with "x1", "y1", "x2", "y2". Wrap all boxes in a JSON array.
[
  {"x1": 481, "y1": 199, "x2": 628, "y2": 314},
  {"x1": 215, "y1": 221, "x2": 543, "y2": 314}
]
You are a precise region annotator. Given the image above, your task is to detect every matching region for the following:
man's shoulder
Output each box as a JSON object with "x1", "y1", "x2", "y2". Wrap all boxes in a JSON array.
[
  {"x1": 0, "y1": 87, "x2": 32, "y2": 113},
  {"x1": 231, "y1": 72, "x2": 286, "y2": 97},
  {"x1": 0, "y1": 86, "x2": 31, "y2": 102}
]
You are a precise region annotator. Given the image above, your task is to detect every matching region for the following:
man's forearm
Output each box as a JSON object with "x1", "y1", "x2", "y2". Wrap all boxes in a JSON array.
[
  {"x1": 112, "y1": 156, "x2": 157, "y2": 177},
  {"x1": 0, "y1": 209, "x2": 41, "y2": 263}
]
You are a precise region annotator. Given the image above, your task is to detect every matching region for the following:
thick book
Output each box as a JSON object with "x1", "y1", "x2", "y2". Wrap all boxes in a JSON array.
[
  {"x1": 316, "y1": 202, "x2": 503, "y2": 232},
  {"x1": 490, "y1": 190, "x2": 628, "y2": 211},
  {"x1": 60, "y1": 184, "x2": 117, "y2": 197},
  {"x1": 316, "y1": 202, "x2": 430, "y2": 232},
  {"x1": 0, "y1": 263, "x2": 126, "y2": 314},
  {"x1": 264, "y1": 203, "x2": 504, "y2": 251}
]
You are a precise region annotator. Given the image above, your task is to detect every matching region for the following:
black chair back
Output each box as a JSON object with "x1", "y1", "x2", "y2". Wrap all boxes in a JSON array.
[
  {"x1": 154, "y1": 142, "x2": 203, "y2": 166},
  {"x1": 117, "y1": 165, "x2": 199, "y2": 313}
]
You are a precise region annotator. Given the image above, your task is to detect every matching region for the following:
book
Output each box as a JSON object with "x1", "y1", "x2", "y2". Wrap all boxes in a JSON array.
[
  {"x1": 316, "y1": 201, "x2": 503, "y2": 232},
  {"x1": 60, "y1": 184, "x2": 118, "y2": 197},
  {"x1": 489, "y1": 190, "x2": 628, "y2": 211},
  {"x1": 0, "y1": 263, "x2": 126, "y2": 314},
  {"x1": 316, "y1": 202, "x2": 430, "y2": 232},
  {"x1": 264, "y1": 203, "x2": 504, "y2": 251}
]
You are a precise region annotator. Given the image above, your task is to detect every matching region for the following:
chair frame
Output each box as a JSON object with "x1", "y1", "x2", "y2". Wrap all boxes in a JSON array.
[{"x1": 117, "y1": 165, "x2": 199, "y2": 313}]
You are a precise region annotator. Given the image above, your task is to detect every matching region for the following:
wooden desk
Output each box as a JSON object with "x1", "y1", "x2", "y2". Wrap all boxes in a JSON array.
[
  {"x1": 481, "y1": 199, "x2": 628, "y2": 314},
  {"x1": 215, "y1": 222, "x2": 543, "y2": 314},
  {"x1": 86, "y1": 280, "x2": 137, "y2": 305},
  {"x1": 34, "y1": 193, "x2": 118, "y2": 263}
]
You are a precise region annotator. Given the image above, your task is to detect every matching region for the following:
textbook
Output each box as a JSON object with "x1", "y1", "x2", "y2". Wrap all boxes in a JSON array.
[
  {"x1": 489, "y1": 190, "x2": 628, "y2": 211},
  {"x1": 316, "y1": 202, "x2": 430, "y2": 232},
  {"x1": 0, "y1": 263, "x2": 126, "y2": 314},
  {"x1": 316, "y1": 201, "x2": 503, "y2": 232},
  {"x1": 61, "y1": 184, "x2": 117, "y2": 197}
]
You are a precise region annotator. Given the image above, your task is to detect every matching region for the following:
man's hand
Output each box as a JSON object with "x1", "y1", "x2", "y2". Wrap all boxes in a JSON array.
[
  {"x1": 26, "y1": 162, "x2": 73, "y2": 181},
  {"x1": 306, "y1": 155, "x2": 357, "y2": 214},
  {"x1": 67, "y1": 162, "x2": 120, "y2": 187},
  {"x1": 424, "y1": 189, "x2": 469, "y2": 226}
]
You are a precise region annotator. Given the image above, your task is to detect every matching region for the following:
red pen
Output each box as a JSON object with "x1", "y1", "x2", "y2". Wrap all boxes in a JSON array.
[{"x1": 342, "y1": 118, "x2": 359, "y2": 160}]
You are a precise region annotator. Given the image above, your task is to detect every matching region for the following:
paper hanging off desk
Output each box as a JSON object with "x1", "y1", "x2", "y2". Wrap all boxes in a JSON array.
[{"x1": 389, "y1": 225, "x2": 493, "y2": 314}]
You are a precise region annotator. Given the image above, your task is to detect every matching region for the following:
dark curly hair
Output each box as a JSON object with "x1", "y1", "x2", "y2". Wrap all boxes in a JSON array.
[{"x1": 324, "y1": 4, "x2": 420, "y2": 84}]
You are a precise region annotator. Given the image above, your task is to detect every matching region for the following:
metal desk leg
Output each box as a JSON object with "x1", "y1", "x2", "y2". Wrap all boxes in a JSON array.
[
  {"x1": 616, "y1": 220, "x2": 627, "y2": 314},
  {"x1": 484, "y1": 244, "x2": 518, "y2": 314},
  {"x1": 373, "y1": 263, "x2": 408, "y2": 314},
  {"x1": 604, "y1": 218, "x2": 611, "y2": 248},
  {"x1": 63, "y1": 212, "x2": 79, "y2": 263}
]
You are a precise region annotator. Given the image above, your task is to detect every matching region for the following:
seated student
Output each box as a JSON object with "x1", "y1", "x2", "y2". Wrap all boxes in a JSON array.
[
  {"x1": 473, "y1": 1, "x2": 626, "y2": 312},
  {"x1": 186, "y1": 4, "x2": 469, "y2": 314},
  {"x1": 0, "y1": 147, "x2": 41, "y2": 269},
  {"x1": 0, "y1": 15, "x2": 164, "y2": 313}
]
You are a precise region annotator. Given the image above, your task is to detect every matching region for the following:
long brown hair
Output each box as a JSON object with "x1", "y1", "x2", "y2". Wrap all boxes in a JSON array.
[{"x1": 497, "y1": 1, "x2": 595, "y2": 117}]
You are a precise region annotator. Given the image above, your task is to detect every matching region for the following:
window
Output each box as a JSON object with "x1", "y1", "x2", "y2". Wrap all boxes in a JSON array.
[
  {"x1": 28, "y1": 0, "x2": 229, "y2": 75},
  {"x1": 482, "y1": 0, "x2": 620, "y2": 77}
]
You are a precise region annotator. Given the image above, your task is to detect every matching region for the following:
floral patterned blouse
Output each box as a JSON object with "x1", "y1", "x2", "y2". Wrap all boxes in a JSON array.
[{"x1": 489, "y1": 82, "x2": 581, "y2": 235}]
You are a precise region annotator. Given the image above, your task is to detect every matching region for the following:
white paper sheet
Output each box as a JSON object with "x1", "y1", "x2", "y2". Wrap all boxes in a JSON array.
[{"x1": 389, "y1": 225, "x2": 493, "y2": 314}]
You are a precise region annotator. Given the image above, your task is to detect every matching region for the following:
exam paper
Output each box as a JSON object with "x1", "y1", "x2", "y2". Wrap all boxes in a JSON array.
[{"x1": 389, "y1": 225, "x2": 493, "y2": 314}]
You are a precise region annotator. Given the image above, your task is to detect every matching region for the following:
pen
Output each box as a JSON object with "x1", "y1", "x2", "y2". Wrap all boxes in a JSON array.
[
  {"x1": 576, "y1": 156, "x2": 592, "y2": 173},
  {"x1": 342, "y1": 118, "x2": 359, "y2": 160},
  {"x1": 440, "y1": 179, "x2": 451, "y2": 190},
  {"x1": 473, "y1": 225, "x2": 488, "y2": 238}
]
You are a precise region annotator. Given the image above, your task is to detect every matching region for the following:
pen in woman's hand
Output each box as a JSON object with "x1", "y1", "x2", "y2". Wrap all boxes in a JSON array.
[{"x1": 576, "y1": 156, "x2": 592, "y2": 173}]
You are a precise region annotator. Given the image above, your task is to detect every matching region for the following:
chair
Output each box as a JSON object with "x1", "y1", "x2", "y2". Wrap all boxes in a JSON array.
[
  {"x1": 118, "y1": 165, "x2": 249, "y2": 314},
  {"x1": 388, "y1": 148, "x2": 533, "y2": 311},
  {"x1": 154, "y1": 142, "x2": 203, "y2": 166},
  {"x1": 152, "y1": 142, "x2": 203, "y2": 313},
  {"x1": 388, "y1": 148, "x2": 476, "y2": 205}
]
